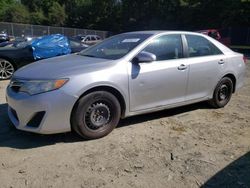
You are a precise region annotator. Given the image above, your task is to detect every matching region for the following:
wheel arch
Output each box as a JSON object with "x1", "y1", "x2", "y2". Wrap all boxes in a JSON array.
[
  {"x1": 0, "y1": 56, "x2": 17, "y2": 70},
  {"x1": 70, "y1": 85, "x2": 127, "y2": 128},
  {"x1": 222, "y1": 73, "x2": 236, "y2": 93}
]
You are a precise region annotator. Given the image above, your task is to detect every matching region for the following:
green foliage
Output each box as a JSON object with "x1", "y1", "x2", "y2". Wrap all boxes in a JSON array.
[
  {"x1": 30, "y1": 10, "x2": 47, "y2": 25},
  {"x1": 21, "y1": 0, "x2": 43, "y2": 11},
  {"x1": 121, "y1": 0, "x2": 181, "y2": 31},
  {"x1": 1, "y1": 3, "x2": 30, "y2": 23},
  {"x1": 0, "y1": 0, "x2": 249, "y2": 31},
  {"x1": 48, "y1": 2, "x2": 67, "y2": 26},
  {"x1": 0, "y1": 0, "x2": 15, "y2": 19}
]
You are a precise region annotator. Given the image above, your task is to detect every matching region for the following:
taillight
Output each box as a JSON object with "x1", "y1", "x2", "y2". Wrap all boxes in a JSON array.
[{"x1": 243, "y1": 56, "x2": 247, "y2": 64}]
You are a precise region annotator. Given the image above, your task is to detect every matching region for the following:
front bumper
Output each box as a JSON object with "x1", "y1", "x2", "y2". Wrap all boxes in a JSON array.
[{"x1": 6, "y1": 86, "x2": 78, "y2": 134}]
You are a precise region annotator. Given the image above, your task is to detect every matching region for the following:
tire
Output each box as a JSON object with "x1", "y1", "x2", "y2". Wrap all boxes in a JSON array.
[
  {"x1": 71, "y1": 91, "x2": 121, "y2": 139},
  {"x1": 0, "y1": 58, "x2": 15, "y2": 80},
  {"x1": 208, "y1": 77, "x2": 233, "y2": 108}
]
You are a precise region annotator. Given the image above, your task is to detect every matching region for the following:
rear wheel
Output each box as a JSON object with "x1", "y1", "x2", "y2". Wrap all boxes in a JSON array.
[
  {"x1": 0, "y1": 58, "x2": 15, "y2": 80},
  {"x1": 71, "y1": 91, "x2": 121, "y2": 139},
  {"x1": 208, "y1": 77, "x2": 233, "y2": 108}
]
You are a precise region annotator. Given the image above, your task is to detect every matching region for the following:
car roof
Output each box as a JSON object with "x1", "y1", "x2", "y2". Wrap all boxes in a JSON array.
[
  {"x1": 85, "y1": 35, "x2": 100, "y2": 37},
  {"x1": 123, "y1": 30, "x2": 203, "y2": 35}
]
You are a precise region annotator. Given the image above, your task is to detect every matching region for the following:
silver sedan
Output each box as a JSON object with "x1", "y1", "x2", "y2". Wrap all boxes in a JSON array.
[{"x1": 6, "y1": 31, "x2": 246, "y2": 139}]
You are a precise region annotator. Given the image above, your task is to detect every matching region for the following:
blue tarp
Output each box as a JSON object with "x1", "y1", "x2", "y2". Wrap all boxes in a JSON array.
[{"x1": 31, "y1": 34, "x2": 71, "y2": 60}]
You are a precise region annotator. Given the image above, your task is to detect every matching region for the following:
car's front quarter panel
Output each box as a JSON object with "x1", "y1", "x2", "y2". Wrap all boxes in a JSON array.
[{"x1": 60, "y1": 60, "x2": 130, "y2": 116}]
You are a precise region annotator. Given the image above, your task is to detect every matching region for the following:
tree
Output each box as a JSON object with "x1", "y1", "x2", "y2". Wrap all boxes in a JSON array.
[
  {"x1": 0, "y1": 0, "x2": 250, "y2": 32},
  {"x1": 30, "y1": 10, "x2": 47, "y2": 25},
  {"x1": 21, "y1": 0, "x2": 43, "y2": 12},
  {"x1": 120, "y1": 0, "x2": 181, "y2": 31},
  {"x1": 1, "y1": 3, "x2": 30, "y2": 23},
  {"x1": 48, "y1": 2, "x2": 67, "y2": 26},
  {"x1": 0, "y1": 0, "x2": 15, "y2": 20},
  {"x1": 178, "y1": 0, "x2": 250, "y2": 30}
]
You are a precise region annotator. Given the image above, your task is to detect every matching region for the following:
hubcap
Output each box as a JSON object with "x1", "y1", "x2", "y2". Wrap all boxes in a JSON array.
[
  {"x1": 85, "y1": 102, "x2": 111, "y2": 130},
  {"x1": 218, "y1": 84, "x2": 229, "y2": 101},
  {"x1": 0, "y1": 60, "x2": 14, "y2": 79}
]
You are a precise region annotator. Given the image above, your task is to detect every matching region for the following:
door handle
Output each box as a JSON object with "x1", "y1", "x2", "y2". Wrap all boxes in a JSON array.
[
  {"x1": 178, "y1": 64, "x2": 187, "y2": 70},
  {"x1": 218, "y1": 59, "x2": 224, "y2": 64}
]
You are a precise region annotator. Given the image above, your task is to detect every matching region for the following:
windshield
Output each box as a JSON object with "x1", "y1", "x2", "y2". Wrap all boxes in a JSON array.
[{"x1": 79, "y1": 33, "x2": 152, "y2": 60}]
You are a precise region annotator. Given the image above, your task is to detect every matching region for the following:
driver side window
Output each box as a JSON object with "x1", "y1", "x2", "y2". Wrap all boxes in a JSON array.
[{"x1": 143, "y1": 34, "x2": 183, "y2": 61}]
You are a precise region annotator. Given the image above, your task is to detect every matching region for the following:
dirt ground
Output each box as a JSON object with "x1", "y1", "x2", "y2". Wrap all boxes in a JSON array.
[{"x1": 0, "y1": 61, "x2": 249, "y2": 188}]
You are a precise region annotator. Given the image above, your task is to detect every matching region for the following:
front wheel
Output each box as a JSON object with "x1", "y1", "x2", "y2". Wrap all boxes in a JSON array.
[
  {"x1": 208, "y1": 77, "x2": 233, "y2": 108},
  {"x1": 71, "y1": 91, "x2": 121, "y2": 139},
  {"x1": 0, "y1": 58, "x2": 15, "y2": 80}
]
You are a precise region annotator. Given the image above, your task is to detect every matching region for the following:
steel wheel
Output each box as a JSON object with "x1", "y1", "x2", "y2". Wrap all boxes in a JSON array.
[
  {"x1": 72, "y1": 91, "x2": 121, "y2": 139},
  {"x1": 0, "y1": 59, "x2": 15, "y2": 80},
  {"x1": 218, "y1": 84, "x2": 230, "y2": 101},
  {"x1": 85, "y1": 102, "x2": 111, "y2": 131},
  {"x1": 208, "y1": 77, "x2": 233, "y2": 108}
]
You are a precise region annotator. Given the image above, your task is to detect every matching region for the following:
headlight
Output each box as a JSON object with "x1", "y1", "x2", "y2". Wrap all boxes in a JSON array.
[{"x1": 18, "y1": 79, "x2": 68, "y2": 95}]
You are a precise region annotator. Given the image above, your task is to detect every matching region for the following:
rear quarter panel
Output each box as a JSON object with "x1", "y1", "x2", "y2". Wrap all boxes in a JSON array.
[{"x1": 224, "y1": 52, "x2": 246, "y2": 91}]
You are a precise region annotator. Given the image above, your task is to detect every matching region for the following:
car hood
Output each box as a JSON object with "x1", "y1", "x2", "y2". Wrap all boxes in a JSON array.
[
  {"x1": 14, "y1": 54, "x2": 116, "y2": 79},
  {"x1": 0, "y1": 46, "x2": 20, "y2": 52}
]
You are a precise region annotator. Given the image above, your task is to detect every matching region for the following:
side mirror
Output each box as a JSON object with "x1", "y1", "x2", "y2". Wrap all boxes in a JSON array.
[{"x1": 133, "y1": 51, "x2": 156, "y2": 64}]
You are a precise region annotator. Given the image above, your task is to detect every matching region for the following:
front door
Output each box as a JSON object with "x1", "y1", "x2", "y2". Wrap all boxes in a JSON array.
[{"x1": 128, "y1": 34, "x2": 189, "y2": 112}]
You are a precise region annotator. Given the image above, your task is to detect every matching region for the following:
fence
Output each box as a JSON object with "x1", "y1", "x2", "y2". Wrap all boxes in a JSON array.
[
  {"x1": 1, "y1": 22, "x2": 249, "y2": 47},
  {"x1": 0, "y1": 22, "x2": 108, "y2": 39}
]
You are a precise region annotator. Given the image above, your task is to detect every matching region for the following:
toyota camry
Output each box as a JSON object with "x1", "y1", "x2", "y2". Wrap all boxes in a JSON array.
[{"x1": 6, "y1": 31, "x2": 246, "y2": 139}]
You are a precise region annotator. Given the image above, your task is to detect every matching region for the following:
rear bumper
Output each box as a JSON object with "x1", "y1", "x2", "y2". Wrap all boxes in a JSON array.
[{"x1": 6, "y1": 86, "x2": 78, "y2": 134}]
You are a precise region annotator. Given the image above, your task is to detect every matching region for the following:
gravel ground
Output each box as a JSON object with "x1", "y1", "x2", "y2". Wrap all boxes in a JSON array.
[{"x1": 0, "y1": 61, "x2": 249, "y2": 188}]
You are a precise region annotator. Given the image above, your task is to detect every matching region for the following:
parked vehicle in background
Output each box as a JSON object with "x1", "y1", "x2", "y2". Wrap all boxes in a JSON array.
[
  {"x1": 73, "y1": 34, "x2": 102, "y2": 45},
  {"x1": 0, "y1": 36, "x2": 35, "y2": 48},
  {"x1": 197, "y1": 29, "x2": 221, "y2": 40},
  {"x1": 0, "y1": 34, "x2": 88, "y2": 80},
  {"x1": 68, "y1": 38, "x2": 89, "y2": 53},
  {"x1": 23, "y1": 36, "x2": 34, "y2": 42},
  {"x1": 73, "y1": 34, "x2": 86, "y2": 41},
  {"x1": 0, "y1": 41, "x2": 17, "y2": 48},
  {"x1": 6, "y1": 31, "x2": 246, "y2": 139},
  {"x1": 0, "y1": 32, "x2": 10, "y2": 43},
  {"x1": 196, "y1": 29, "x2": 231, "y2": 46}
]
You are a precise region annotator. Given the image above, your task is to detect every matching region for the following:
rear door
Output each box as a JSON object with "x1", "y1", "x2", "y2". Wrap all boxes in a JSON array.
[{"x1": 184, "y1": 34, "x2": 226, "y2": 101}]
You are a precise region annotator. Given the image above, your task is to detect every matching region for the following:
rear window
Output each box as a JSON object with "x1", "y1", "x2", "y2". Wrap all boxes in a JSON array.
[{"x1": 186, "y1": 35, "x2": 222, "y2": 57}]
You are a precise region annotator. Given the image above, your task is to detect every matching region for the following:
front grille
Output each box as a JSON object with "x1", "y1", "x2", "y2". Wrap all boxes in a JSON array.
[
  {"x1": 27, "y1": 111, "x2": 45, "y2": 128},
  {"x1": 10, "y1": 107, "x2": 19, "y2": 122}
]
